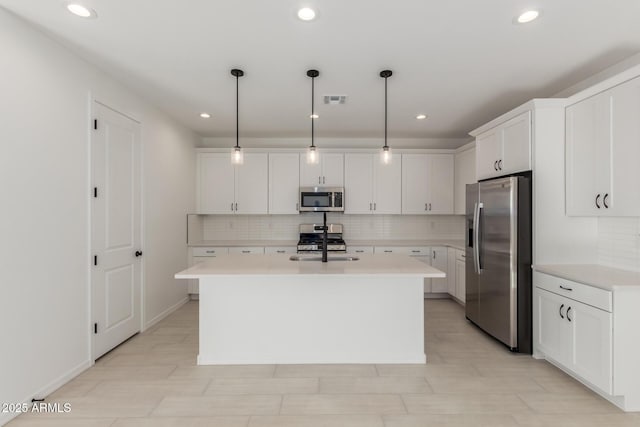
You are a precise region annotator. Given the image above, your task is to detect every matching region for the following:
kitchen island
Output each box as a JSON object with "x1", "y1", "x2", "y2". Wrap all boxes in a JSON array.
[{"x1": 175, "y1": 253, "x2": 444, "y2": 365}]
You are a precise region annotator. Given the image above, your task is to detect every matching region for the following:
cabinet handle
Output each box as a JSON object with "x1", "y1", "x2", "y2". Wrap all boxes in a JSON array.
[
  {"x1": 411, "y1": 250, "x2": 420, "y2": 253},
  {"x1": 595, "y1": 194, "x2": 601, "y2": 209},
  {"x1": 428, "y1": 203, "x2": 432, "y2": 211},
  {"x1": 231, "y1": 203, "x2": 234, "y2": 211},
  {"x1": 384, "y1": 250, "x2": 393, "y2": 253},
  {"x1": 355, "y1": 250, "x2": 364, "y2": 253},
  {"x1": 425, "y1": 203, "x2": 428, "y2": 211},
  {"x1": 566, "y1": 306, "x2": 572, "y2": 322},
  {"x1": 433, "y1": 250, "x2": 436, "y2": 259},
  {"x1": 559, "y1": 303, "x2": 565, "y2": 319},
  {"x1": 205, "y1": 250, "x2": 216, "y2": 253},
  {"x1": 318, "y1": 176, "x2": 321, "y2": 184},
  {"x1": 276, "y1": 250, "x2": 285, "y2": 253},
  {"x1": 559, "y1": 285, "x2": 573, "y2": 291},
  {"x1": 498, "y1": 159, "x2": 502, "y2": 170},
  {"x1": 323, "y1": 176, "x2": 326, "y2": 184},
  {"x1": 370, "y1": 203, "x2": 373, "y2": 211},
  {"x1": 494, "y1": 161, "x2": 498, "y2": 171},
  {"x1": 603, "y1": 193, "x2": 609, "y2": 209},
  {"x1": 241, "y1": 250, "x2": 250, "y2": 254}
]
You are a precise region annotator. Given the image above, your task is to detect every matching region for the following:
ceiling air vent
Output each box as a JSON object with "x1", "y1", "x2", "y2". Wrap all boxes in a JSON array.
[{"x1": 324, "y1": 95, "x2": 347, "y2": 105}]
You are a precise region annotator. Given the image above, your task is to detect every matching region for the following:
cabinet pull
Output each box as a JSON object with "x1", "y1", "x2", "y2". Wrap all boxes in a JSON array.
[
  {"x1": 205, "y1": 250, "x2": 216, "y2": 253},
  {"x1": 595, "y1": 194, "x2": 601, "y2": 209},
  {"x1": 425, "y1": 203, "x2": 428, "y2": 211},
  {"x1": 231, "y1": 203, "x2": 234, "y2": 211},
  {"x1": 559, "y1": 303, "x2": 565, "y2": 319},
  {"x1": 318, "y1": 176, "x2": 321, "y2": 184},
  {"x1": 498, "y1": 159, "x2": 503, "y2": 170},
  {"x1": 428, "y1": 203, "x2": 432, "y2": 211},
  {"x1": 566, "y1": 306, "x2": 572, "y2": 322},
  {"x1": 276, "y1": 250, "x2": 285, "y2": 253},
  {"x1": 355, "y1": 250, "x2": 364, "y2": 253},
  {"x1": 494, "y1": 160, "x2": 498, "y2": 171},
  {"x1": 603, "y1": 193, "x2": 609, "y2": 209},
  {"x1": 241, "y1": 250, "x2": 250, "y2": 253},
  {"x1": 559, "y1": 285, "x2": 573, "y2": 291},
  {"x1": 411, "y1": 250, "x2": 420, "y2": 253},
  {"x1": 235, "y1": 202, "x2": 238, "y2": 211},
  {"x1": 433, "y1": 250, "x2": 436, "y2": 259},
  {"x1": 384, "y1": 250, "x2": 393, "y2": 253},
  {"x1": 370, "y1": 203, "x2": 373, "y2": 211},
  {"x1": 323, "y1": 176, "x2": 326, "y2": 184}
]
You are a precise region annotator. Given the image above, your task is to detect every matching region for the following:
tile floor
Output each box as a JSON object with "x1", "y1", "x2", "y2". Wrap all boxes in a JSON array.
[{"x1": 8, "y1": 299, "x2": 640, "y2": 426}]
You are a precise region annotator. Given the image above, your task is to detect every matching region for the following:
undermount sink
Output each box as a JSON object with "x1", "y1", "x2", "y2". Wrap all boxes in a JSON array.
[{"x1": 289, "y1": 255, "x2": 360, "y2": 262}]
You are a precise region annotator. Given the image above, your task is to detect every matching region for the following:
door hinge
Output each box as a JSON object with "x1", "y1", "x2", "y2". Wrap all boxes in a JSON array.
[
  {"x1": 93, "y1": 255, "x2": 97, "y2": 266},
  {"x1": 93, "y1": 119, "x2": 98, "y2": 130},
  {"x1": 94, "y1": 323, "x2": 98, "y2": 334},
  {"x1": 93, "y1": 187, "x2": 98, "y2": 198}
]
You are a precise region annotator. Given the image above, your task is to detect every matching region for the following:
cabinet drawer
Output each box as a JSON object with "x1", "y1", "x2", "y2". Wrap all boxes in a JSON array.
[
  {"x1": 264, "y1": 246, "x2": 297, "y2": 255},
  {"x1": 347, "y1": 246, "x2": 374, "y2": 254},
  {"x1": 534, "y1": 271, "x2": 612, "y2": 312},
  {"x1": 192, "y1": 247, "x2": 228, "y2": 257},
  {"x1": 374, "y1": 246, "x2": 429, "y2": 255},
  {"x1": 228, "y1": 247, "x2": 265, "y2": 255}
]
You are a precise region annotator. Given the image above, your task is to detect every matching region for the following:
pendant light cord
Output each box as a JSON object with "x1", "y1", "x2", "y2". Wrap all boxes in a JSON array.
[
  {"x1": 384, "y1": 75, "x2": 388, "y2": 149},
  {"x1": 311, "y1": 74, "x2": 315, "y2": 149},
  {"x1": 235, "y1": 73, "x2": 239, "y2": 149}
]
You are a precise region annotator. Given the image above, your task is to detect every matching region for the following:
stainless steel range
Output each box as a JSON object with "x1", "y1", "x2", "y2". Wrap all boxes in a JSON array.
[{"x1": 297, "y1": 224, "x2": 346, "y2": 254}]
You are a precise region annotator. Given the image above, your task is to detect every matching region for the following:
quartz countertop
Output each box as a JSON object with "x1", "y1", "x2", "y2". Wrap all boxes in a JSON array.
[
  {"x1": 176, "y1": 253, "x2": 446, "y2": 278},
  {"x1": 534, "y1": 264, "x2": 640, "y2": 291},
  {"x1": 188, "y1": 239, "x2": 465, "y2": 251}
]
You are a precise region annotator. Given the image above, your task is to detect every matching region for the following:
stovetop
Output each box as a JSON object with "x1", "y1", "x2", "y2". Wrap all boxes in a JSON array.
[{"x1": 297, "y1": 223, "x2": 346, "y2": 253}]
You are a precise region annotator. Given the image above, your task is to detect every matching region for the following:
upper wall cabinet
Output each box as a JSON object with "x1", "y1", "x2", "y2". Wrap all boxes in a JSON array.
[
  {"x1": 566, "y1": 76, "x2": 640, "y2": 216},
  {"x1": 401, "y1": 154, "x2": 454, "y2": 214},
  {"x1": 475, "y1": 111, "x2": 531, "y2": 180},
  {"x1": 300, "y1": 153, "x2": 344, "y2": 187},
  {"x1": 454, "y1": 146, "x2": 476, "y2": 215},
  {"x1": 197, "y1": 153, "x2": 268, "y2": 214},
  {"x1": 344, "y1": 153, "x2": 402, "y2": 214},
  {"x1": 269, "y1": 153, "x2": 300, "y2": 214}
]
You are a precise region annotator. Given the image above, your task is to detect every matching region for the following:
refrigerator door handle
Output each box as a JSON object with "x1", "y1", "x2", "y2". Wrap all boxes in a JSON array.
[{"x1": 473, "y1": 202, "x2": 483, "y2": 274}]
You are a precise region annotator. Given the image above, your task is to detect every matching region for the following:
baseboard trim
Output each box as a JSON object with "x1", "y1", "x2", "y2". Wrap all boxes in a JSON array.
[
  {"x1": 0, "y1": 359, "x2": 92, "y2": 426},
  {"x1": 143, "y1": 296, "x2": 189, "y2": 331}
]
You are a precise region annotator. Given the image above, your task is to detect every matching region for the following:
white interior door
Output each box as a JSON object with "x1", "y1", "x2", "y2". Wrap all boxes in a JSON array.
[{"x1": 91, "y1": 101, "x2": 142, "y2": 360}]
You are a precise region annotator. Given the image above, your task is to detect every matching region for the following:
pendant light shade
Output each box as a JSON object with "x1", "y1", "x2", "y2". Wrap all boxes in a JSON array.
[
  {"x1": 230, "y1": 68, "x2": 244, "y2": 165},
  {"x1": 306, "y1": 69, "x2": 320, "y2": 165},
  {"x1": 380, "y1": 69, "x2": 393, "y2": 164}
]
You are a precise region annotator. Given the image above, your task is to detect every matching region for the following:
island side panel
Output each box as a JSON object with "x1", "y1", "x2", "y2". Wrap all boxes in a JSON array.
[{"x1": 197, "y1": 275, "x2": 426, "y2": 364}]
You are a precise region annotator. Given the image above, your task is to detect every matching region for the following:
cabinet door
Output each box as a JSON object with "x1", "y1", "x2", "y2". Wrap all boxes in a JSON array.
[
  {"x1": 374, "y1": 155, "x2": 402, "y2": 214},
  {"x1": 455, "y1": 258, "x2": 466, "y2": 302},
  {"x1": 428, "y1": 154, "x2": 454, "y2": 214},
  {"x1": 447, "y1": 248, "x2": 456, "y2": 296},
  {"x1": 300, "y1": 156, "x2": 323, "y2": 186},
  {"x1": 269, "y1": 153, "x2": 300, "y2": 214},
  {"x1": 264, "y1": 246, "x2": 297, "y2": 254},
  {"x1": 475, "y1": 129, "x2": 501, "y2": 180},
  {"x1": 609, "y1": 77, "x2": 640, "y2": 216},
  {"x1": 347, "y1": 246, "x2": 374, "y2": 254},
  {"x1": 344, "y1": 154, "x2": 374, "y2": 214},
  {"x1": 228, "y1": 247, "x2": 265, "y2": 254},
  {"x1": 197, "y1": 153, "x2": 235, "y2": 214},
  {"x1": 501, "y1": 111, "x2": 531, "y2": 175},
  {"x1": 402, "y1": 154, "x2": 430, "y2": 214},
  {"x1": 454, "y1": 148, "x2": 476, "y2": 215},
  {"x1": 570, "y1": 300, "x2": 612, "y2": 394},
  {"x1": 235, "y1": 153, "x2": 268, "y2": 214},
  {"x1": 566, "y1": 93, "x2": 612, "y2": 216},
  {"x1": 535, "y1": 288, "x2": 570, "y2": 366},
  {"x1": 321, "y1": 153, "x2": 344, "y2": 186},
  {"x1": 430, "y1": 247, "x2": 448, "y2": 293}
]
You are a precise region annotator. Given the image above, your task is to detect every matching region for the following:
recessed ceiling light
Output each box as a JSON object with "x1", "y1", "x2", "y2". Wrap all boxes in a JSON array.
[
  {"x1": 416, "y1": 114, "x2": 427, "y2": 120},
  {"x1": 516, "y1": 10, "x2": 540, "y2": 24},
  {"x1": 200, "y1": 113, "x2": 211, "y2": 119},
  {"x1": 66, "y1": 3, "x2": 97, "y2": 18},
  {"x1": 297, "y1": 7, "x2": 316, "y2": 21},
  {"x1": 310, "y1": 114, "x2": 319, "y2": 119}
]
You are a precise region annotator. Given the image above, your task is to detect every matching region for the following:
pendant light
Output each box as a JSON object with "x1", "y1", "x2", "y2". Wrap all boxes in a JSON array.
[
  {"x1": 380, "y1": 69, "x2": 393, "y2": 164},
  {"x1": 306, "y1": 69, "x2": 320, "y2": 165},
  {"x1": 230, "y1": 68, "x2": 244, "y2": 165}
]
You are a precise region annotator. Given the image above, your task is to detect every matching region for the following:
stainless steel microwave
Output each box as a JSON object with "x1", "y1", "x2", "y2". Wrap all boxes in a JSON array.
[{"x1": 299, "y1": 187, "x2": 344, "y2": 212}]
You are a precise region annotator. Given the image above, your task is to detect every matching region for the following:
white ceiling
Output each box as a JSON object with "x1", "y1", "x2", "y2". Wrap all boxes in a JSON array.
[{"x1": 2, "y1": 0, "x2": 640, "y2": 143}]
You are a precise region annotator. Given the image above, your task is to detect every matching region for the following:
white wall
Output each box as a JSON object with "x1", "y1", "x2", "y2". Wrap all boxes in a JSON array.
[{"x1": 0, "y1": 8, "x2": 197, "y2": 424}]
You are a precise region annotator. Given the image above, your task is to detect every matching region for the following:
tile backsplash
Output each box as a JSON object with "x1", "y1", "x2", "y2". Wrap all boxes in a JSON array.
[
  {"x1": 198, "y1": 214, "x2": 465, "y2": 242},
  {"x1": 597, "y1": 217, "x2": 640, "y2": 272}
]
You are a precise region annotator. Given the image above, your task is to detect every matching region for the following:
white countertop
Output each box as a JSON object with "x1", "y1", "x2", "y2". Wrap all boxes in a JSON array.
[
  {"x1": 188, "y1": 239, "x2": 466, "y2": 251},
  {"x1": 176, "y1": 253, "x2": 446, "y2": 278},
  {"x1": 534, "y1": 264, "x2": 640, "y2": 291}
]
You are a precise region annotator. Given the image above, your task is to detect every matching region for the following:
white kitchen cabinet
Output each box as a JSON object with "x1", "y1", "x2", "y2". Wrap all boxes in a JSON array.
[
  {"x1": 455, "y1": 250, "x2": 466, "y2": 303},
  {"x1": 535, "y1": 285, "x2": 612, "y2": 394},
  {"x1": 454, "y1": 146, "x2": 476, "y2": 215},
  {"x1": 401, "y1": 154, "x2": 454, "y2": 214},
  {"x1": 197, "y1": 153, "x2": 268, "y2": 214},
  {"x1": 188, "y1": 247, "x2": 229, "y2": 294},
  {"x1": 344, "y1": 153, "x2": 401, "y2": 214},
  {"x1": 300, "y1": 152, "x2": 344, "y2": 187},
  {"x1": 566, "y1": 75, "x2": 640, "y2": 216},
  {"x1": 447, "y1": 247, "x2": 456, "y2": 296},
  {"x1": 375, "y1": 246, "x2": 432, "y2": 293},
  {"x1": 346, "y1": 246, "x2": 374, "y2": 255},
  {"x1": 430, "y1": 247, "x2": 448, "y2": 293},
  {"x1": 264, "y1": 246, "x2": 297, "y2": 254},
  {"x1": 269, "y1": 153, "x2": 300, "y2": 214},
  {"x1": 475, "y1": 111, "x2": 531, "y2": 180}
]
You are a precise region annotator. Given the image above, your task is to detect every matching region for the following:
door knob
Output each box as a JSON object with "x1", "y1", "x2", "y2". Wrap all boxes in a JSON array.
[{"x1": 135, "y1": 251, "x2": 143, "y2": 257}]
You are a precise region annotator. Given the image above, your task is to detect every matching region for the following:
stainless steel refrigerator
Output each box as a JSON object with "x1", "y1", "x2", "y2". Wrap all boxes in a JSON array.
[{"x1": 465, "y1": 174, "x2": 532, "y2": 353}]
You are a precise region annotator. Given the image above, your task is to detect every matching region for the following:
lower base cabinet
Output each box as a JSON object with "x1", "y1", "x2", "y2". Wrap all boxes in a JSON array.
[
  {"x1": 447, "y1": 249, "x2": 466, "y2": 303},
  {"x1": 533, "y1": 270, "x2": 640, "y2": 412}
]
